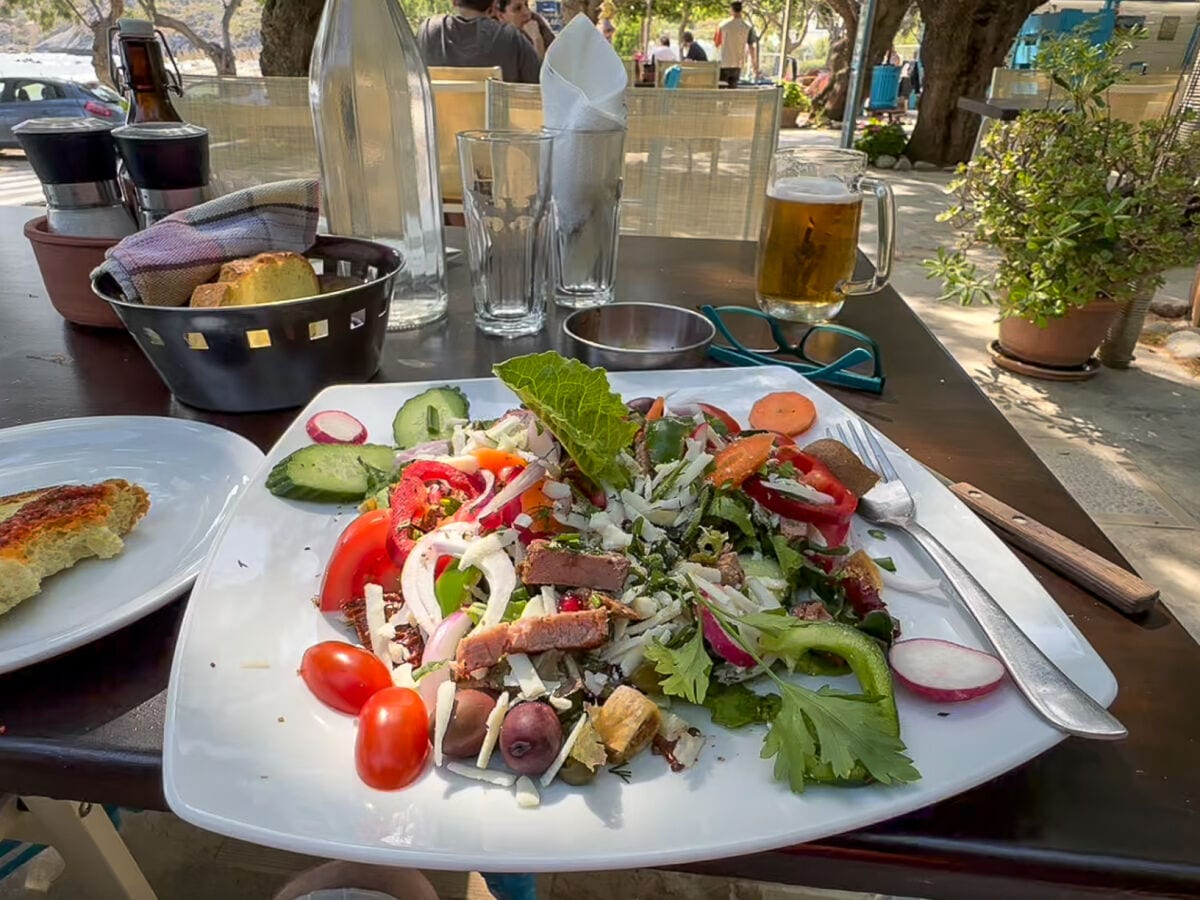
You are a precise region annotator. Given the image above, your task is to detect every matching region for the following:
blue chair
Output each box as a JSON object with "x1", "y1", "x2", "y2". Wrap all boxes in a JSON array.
[{"x1": 662, "y1": 65, "x2": 682, "y2": 89}]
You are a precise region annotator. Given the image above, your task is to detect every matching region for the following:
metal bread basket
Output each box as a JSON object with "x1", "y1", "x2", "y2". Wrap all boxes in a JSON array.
[{"x1": 92, "y1": 235, "x2": 402, "y2": 413}]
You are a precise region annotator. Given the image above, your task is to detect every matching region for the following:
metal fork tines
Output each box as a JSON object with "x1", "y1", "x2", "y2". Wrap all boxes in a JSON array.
[{"x1": 833, "y1": 418, "x2": 1126, "y2": 741}]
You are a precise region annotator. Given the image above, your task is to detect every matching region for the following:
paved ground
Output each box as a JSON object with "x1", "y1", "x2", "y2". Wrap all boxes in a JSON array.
[{"x1": 2, "y1": 125, "x2": 1198, "y2": 898}]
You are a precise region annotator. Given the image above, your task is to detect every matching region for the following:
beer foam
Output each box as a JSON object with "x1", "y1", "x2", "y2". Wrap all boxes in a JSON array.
[{"x1": 769, "y1": 176, "x2": 857, "y2": 204}]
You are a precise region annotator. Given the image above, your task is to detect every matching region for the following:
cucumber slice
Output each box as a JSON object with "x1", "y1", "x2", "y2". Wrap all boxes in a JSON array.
[
  {"x1": 266, "y1": 443, "x2": 397, "y2": 503},
  {"x1": 392, "y1": 386, "x2": 469, "y2": 448}
]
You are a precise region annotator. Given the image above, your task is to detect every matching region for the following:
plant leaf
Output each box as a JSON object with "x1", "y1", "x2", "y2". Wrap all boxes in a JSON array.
[
  {"x1": 494, "y1": 353, "x2": 640, "y2": 489},
  {"x1": 644, "y1": 626, "x2": 712, "y2": 705}
]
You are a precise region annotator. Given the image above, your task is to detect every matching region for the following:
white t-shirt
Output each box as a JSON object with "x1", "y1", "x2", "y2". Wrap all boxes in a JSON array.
[
  {"x1": 717, "y1": 17, "x2": 755, "y2": 69},
  {"x1": 650, "y1": 44, "x2": 679, "y2": 63}
]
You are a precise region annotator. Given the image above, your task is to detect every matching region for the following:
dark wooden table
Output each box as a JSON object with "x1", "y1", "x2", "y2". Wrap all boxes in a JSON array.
[{"x1": 2, "y1": 206, "x2": 1198, "y2": 899}]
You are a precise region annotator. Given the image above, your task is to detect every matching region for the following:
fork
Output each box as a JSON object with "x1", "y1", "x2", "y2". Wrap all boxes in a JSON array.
[{"x1": 834, "y1": 419, "x2": 1127, "y2": 741}]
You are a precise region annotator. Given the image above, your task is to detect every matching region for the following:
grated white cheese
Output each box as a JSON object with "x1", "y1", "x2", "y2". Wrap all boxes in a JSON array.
[
  {"x1": 673, "y1": 730, "x2": 705, "y2": 769},
  {"x1": 507, "y1": 654, "x2": 547, "y2": 699},
  {"x1": 387, "y1": 642, "x2": 411, "y2": 664},
  {"x1": 746, "y1": 577, "x2": 783, "y2": 609},
  {"x1": 363, "y1": 584, "x2": 392, "y2": 671},
  {"x1": 515, "y1": 775, "x2": 541, "y2": 808},
  {"x1": 513, "y1": 513, "x2": 533, "y2": 529},
  {"x1": 447, "y1": 762, "x2": 516, "y2": 787},
  {"x1": 764, "y1": 477, "x2": 835, "y2": 504},
  {"x1": 674, "y1": 451, "x2": 714, "y2": 490},
  {"x1": 677, "y1": 561, "x2": 722, "y2": 583},
  {"x1": 625, "y1": 600, "x2": 682, "y2": 636},
  {"x1": 583, "y1": 671, "x2": 609, "y2": 696},
  {"x1": 539, "y1": 713, "x2": 591, "y2": 787},
  {"x1": 433, "y1": 454, "x2": 481, "y2": 474},
  {"x1": 631, "y1": 594, "x2": 658, "y2": 619},
  {"x1": 541, "y1": 480, "x2": 572, "y2": 500},
  {"x1": 432, "y1": 679, "x2": 456, "y2": 766},
  {"x1": 548, "y1": 694, "x2": 573, "y2": 711},
  {"x1": 391, "y1": 663, "x2": 417, "y2": 689},
  {"x1": 477, "y1": 690, "x2": 511, "y2": 768}
]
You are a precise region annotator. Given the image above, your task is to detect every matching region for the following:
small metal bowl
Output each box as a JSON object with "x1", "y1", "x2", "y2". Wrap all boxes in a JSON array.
[{"x1": 562, "y1": 303, "x2": 715, "y2": 370}]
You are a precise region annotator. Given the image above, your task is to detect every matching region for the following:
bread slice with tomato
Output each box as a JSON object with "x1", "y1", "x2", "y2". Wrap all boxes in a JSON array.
[{"x1": 0, "y1": 479, "x2": 150, "y2": 616}]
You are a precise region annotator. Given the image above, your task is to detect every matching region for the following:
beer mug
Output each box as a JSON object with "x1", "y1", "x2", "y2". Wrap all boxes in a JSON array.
[{"x1": 755, "y1": 148, "x2": 895, "y2": 323}]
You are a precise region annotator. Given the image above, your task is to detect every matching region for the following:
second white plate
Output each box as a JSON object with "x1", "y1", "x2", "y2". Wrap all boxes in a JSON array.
[{"x1": 0, "y1": 416, "x2": 263, "y2": 673}]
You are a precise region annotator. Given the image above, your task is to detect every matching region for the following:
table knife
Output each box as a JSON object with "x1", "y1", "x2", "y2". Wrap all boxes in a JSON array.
[{"x1": 927, "y1": 473, "x2": 1158, "y2": 616}]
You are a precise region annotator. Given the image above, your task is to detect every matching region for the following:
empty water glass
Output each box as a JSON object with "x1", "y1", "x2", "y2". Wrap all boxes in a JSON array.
[
  {"x1": 550, "y1": 128, "x2": 625, "y2": 309},
  {"x1": 457, "y1": 130, "x2": 553, "y2": 337}
]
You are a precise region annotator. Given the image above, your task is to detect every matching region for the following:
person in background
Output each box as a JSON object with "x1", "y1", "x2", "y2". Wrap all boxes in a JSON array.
[
  {"x1": 885, "y1": 45, "x2": 901, "y2": 66},
  {"x1": 650, "y1": 33, "x2": 679, "y2": 64},
  {"x1": 417, "y1": 0, "x2": 540, "y2": 83},
  {"x1": 498, "y1": 0, "x2": 555, "y2": 59},
  {"x1": 598, "y1": 17, "x2": 616, "y2": 42},
  {"x1": 714, "y1": 1, "x2": 758, "y2": 87},
  {"x1": 681, "y1": 30, "x2": 707, "y2": 61}
]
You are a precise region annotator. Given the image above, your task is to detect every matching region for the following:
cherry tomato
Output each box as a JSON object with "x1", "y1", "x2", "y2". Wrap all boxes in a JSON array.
[
  {"x1": 318, "y1": 510, "x2": 403, "y2": 612},
  {"x1": 356, "y1": 687, "x2": 430, "y2": 790},
  {"x1": 300, "y1": 641, "x2": 392, "y2": 715},
  {"x1": 697, "y1": 403, "x2": 741, "y2": 436}
]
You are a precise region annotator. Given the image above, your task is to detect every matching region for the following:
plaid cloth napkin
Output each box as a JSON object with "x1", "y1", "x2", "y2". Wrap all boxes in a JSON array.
[{"x1": 95, "y1": 179, "x2": 320, "y2": 307}]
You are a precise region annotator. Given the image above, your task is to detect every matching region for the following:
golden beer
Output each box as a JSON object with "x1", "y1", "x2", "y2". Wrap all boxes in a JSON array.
[{"x1": 756, "y1": 178, "x2": 863, "y2": 322}]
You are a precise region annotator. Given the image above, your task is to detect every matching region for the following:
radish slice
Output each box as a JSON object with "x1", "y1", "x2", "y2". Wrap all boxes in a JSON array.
[
  {"x1": 700, "y1": 607, "x2": 757, "y2": 669},
  {"x1": 889, "y1": 638, "x2": 1005, "y2": 702},
  {"x1": 306, "y1": 410, "x2": 367, "y2": 445}
]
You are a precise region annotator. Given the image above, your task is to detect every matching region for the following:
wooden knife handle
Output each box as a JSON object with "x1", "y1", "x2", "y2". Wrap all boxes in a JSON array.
[{"x1": 949, "y1": 482, "x2": 1158, "y2": 616}]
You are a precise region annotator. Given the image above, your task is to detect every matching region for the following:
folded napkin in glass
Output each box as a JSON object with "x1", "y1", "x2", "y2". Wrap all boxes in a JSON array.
[
  {"x1": 93, "y1": 178, "x2": 320, "y2": 307},
  {"x1": 700, "y1": 304, "x2": 886, "y2": 394}
]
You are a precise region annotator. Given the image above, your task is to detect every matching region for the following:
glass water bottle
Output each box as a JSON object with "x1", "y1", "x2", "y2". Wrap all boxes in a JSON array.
[{"x1": 309, "y1": 0, "x2": 448, "y2": 330}]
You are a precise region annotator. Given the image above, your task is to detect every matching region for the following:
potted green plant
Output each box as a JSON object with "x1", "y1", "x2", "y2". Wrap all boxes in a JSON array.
[
  {"x1": 853, "y1": 118, "x2": 907, "y2": 165},
  {"x1": 779, "y1": 81, "x2": 811, "y2": 129},
  {"x1": 925, "y1": 31, "x2": 1200, "y2": 372}
]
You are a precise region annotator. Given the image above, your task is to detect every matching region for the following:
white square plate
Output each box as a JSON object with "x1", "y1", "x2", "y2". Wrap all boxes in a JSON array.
[
  {"x1": 164, "y1": 368, "x2": 1117, "y2": 871},
  {"x1": 0, "y1": 416, "x2": 263, "y2": 673}
]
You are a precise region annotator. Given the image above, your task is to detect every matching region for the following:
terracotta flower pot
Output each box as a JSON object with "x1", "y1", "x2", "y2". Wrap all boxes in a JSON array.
[
  {"x1": 24, "y1": 216, "x2": 124, "y2": 329},
  {"x1": 780, "y1": 106, "x2": 801, "y2": 128},
  {"x1": 998, "y1": 298, "x2": 1119, "y2": 369}
]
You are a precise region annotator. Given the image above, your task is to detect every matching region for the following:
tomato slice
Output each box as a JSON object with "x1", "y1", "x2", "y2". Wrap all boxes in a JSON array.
[
  {"x1": 356, "y1": 687, "x2": 430, "y2": 790},
  {"x1": 300, "y1": 641, "x2": 392, "y2": 715},
  {"x1": 319, "y1": 510, "x2": 401, "y2": 612}
]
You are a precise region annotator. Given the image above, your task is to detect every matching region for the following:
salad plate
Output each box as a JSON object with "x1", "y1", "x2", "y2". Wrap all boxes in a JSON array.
[
  {"x1": 164, "y1": 366, "x2": 1117, "y2": 871},
  {"x1": 0, "y1": 416, "x2": 263, "y2": 674}
]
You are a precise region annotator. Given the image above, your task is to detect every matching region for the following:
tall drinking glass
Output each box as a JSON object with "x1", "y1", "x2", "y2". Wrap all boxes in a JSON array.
[
  {"x1": 755, "y1": 148, "x2": 895, "y2": 323},
  {"x1": 457, "y1": 130, "x2": 553, "y2": 337},
  {"x1": 550, "y1": 128, "x2": 625, "y2": 309}
]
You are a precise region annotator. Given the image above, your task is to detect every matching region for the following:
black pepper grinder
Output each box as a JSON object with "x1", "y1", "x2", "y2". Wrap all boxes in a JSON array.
[{"x1": 112, "y1": 122, "x2": 211, "y2": 227}]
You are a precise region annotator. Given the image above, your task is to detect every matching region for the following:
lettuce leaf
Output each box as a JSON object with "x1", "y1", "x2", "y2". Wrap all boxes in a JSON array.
[{"x1": 494, "y1": 352, "x2": 640, "y2": 489}]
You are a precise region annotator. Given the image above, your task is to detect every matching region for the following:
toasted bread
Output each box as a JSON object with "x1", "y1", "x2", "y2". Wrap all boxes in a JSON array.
[
  {"x1": 188, "y1": 251, "x2": 319, "y2": 308},
  {"x1": 801, "y1": 438, "x2": 881, "y2": 498},
  {"x1": 0, "y1": 479, "x2": 150, "y2": 616}
]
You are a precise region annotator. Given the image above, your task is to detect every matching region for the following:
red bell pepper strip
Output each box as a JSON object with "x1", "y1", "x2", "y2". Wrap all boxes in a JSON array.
[
  {"x1": 402, "y1": 461, "x2": 484, "y2": 497},
  {"x1": 742, "y1": 449, "x2": 857, "y2": 546}
]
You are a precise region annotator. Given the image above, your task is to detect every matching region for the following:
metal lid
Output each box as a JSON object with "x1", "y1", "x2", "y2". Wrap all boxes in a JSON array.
[
  {"x1": 116, "y1": 18, "x2": 156, "y2": 37},
  {"x1": 112, "y1": 122, "x2": 207, "y2": 141},
  {"x1": 13, "y1": 117, "x2": 114, "y2": 136}
]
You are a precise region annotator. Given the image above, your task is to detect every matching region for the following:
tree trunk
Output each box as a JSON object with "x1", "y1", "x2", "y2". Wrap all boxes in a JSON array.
[
  {"x1": 906, "y1": 0, "x2": 1041, "y2": 164},
  {"x1": 141, "y1": 0, "x2": 239, "y2": 76},
  {"x1": 261, "y1": 0, "x2": 326, "y2": 77},
  {"x1": 90, "y1": 0, "x2": 125, "y2": 87},
  {"x1": 813, "y1": 0, "x2": 911, "y2": 122}
]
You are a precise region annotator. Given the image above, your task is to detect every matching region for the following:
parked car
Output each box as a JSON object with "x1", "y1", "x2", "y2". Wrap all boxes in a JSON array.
[{"x1": 0, "y1": 78, "x2": 125, "y2": 149}]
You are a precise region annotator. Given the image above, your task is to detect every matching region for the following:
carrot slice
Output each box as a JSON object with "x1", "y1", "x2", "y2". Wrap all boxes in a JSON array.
[
  {"x1": 646, "y1": 396, "x2": 666, "y2": 421},
  {"x1": 748, "y1": 391, "x2": 818, "y2": 436},
  {"x1": 471, "y1": 448, "x2": 528, "y2": 476},
  {"x1": 707, "y1": 433, "x2": 776, "y2": 488}
]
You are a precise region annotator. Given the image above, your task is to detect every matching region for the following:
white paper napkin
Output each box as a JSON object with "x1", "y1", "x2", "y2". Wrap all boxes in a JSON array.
[
  {"x1": 541, "y1": 16, "x2": 628, "y2": 249},
  {"x1": 541, "y1": 15, "x2": 627, "y2": 131}
]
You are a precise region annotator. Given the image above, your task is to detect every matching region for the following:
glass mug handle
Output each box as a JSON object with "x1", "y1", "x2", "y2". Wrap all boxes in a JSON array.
[{"x1": 843, "y1": 177, "x2": 895, "y2": 295}]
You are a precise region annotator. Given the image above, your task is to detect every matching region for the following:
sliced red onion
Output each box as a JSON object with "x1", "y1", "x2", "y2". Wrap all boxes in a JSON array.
[
  {"x1": 700, "y1": 607, "x2": 757, "y2": 668},
  {"x1": 417, "y1": 610, "x2": 472, "y2": 714},
  {"x1": 462, "y1": 469, "x2": 497, "y2": 516},
  {"x1": 474, "y1": 462, "x2": 545, "y2": 521},
  {"x1": 475, "y1": 550, "x2": 517, "y2": 629},
  {"x1": 395, "y1": 440, "x2": 451, "y2": 463}
]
